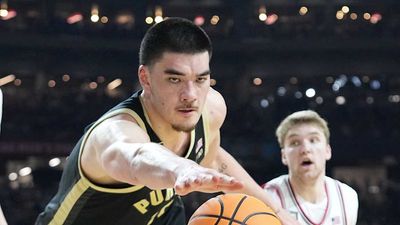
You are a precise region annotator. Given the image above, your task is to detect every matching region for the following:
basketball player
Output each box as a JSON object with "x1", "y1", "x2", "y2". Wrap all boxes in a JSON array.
[
  {"x1": 263, "y1": 110, "x2": 358, "y2": 225},
  {"x1": 36, "y1": 18, "x2": 298, "y2": 225}
]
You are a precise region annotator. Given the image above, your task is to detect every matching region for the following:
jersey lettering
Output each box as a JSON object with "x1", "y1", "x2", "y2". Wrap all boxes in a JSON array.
[{"x1": 133, "y1": 188, "x2": 175, "y2": 214}]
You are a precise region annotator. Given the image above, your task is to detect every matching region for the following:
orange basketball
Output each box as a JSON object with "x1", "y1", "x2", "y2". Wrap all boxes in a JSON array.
[{"x1": 188, "y1": 193, "x2": 281, "y2": 225}]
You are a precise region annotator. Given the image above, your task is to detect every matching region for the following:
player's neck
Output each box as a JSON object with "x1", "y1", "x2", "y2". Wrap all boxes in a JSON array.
[{"x1": 289, "y1": 175, "x2": 326, "y2": 204}]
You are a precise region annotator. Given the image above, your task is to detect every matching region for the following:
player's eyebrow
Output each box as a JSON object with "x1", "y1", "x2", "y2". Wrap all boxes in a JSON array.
[{"x1": 164, "y1": 68, "x2": 211, "y2": 76}]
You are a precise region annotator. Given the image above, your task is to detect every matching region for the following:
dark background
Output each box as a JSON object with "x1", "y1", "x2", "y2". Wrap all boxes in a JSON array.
[{"x1": 0, "y1": 0, "x2": 399, "y2": 224}]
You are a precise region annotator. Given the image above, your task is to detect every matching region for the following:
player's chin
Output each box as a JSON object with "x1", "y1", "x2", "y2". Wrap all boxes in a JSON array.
[{"x1": 172, "y1": 122, "x2": 197, "y2": 132}]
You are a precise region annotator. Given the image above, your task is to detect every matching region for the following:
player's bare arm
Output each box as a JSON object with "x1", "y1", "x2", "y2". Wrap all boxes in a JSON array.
[{"x1": 81, "y1": 113, "x2": 242, "y2": 194}]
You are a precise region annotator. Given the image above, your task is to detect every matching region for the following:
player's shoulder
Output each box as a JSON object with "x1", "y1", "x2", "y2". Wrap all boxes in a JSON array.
[
  {"x1": 205, "y1": 88, "x2": 226, "y2": 129},
  {"x1": 262, "y1": 175, "x2": 287, "y2": 190},
  {"x1": 326, "y1": 176, "x2": 358, "y2": 199},
  {"x1": 206, "y1": 88, "x2": 226, "y2": 110}
]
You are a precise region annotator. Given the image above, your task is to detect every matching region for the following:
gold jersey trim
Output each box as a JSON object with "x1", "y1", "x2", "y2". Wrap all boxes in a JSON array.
[
  {"x1": 77, "y1": 108, "x2": 146, "y2": 193},
  {"x1": 202, "y1": 105, "x2": 210, "y2": 158},
  {"x1": 49, "y1": 179, "x2": 88, "y2": 225}
]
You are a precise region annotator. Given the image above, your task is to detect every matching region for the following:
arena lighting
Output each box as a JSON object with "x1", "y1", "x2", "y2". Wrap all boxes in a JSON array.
[
  {"x1": 332, "y1": 75, "x2": 348, "y2": 91},
  {"x1": 154, "y1": 15, "x2": 163, "y2": 23},
  {"x1": 277, "y1": 86, "x2": 286, "y2": 96},
  {"x1": 370, "y1": 13, "x2": 382, "y2": 24},
  {"x1": 210, "y1": 15, "x2": 219, "y2": 25},
  {"x1": 294, "y1": 91, "x2": 303, "y2": 99},
  {"x1": 116, "y1": 13, "x2": 134, "y2": 25},
  {"x1": 67, "y1": 13, "x2": 83, "y2": 24},
  {"x1": 363, "y1": 13, "x2": 371, "y2": 20},
  {"x1": 370, "y1": 80, "x2": 381, "y2": 90},
  {"x1": 253, "y1": 77, "x2": 262, "y2": 86},
  {"x1": 316, "y1": 96, "x2": 323, "y2": 104},
  {"x1": 351, "y1": 76, "x2": 362, "y2": 87},
  {"x1": 8, "y1": 172, "x2": 17, "y2": 181},
  {"x1": 154, "y1": 5, "x2": 163, "y2": 23},
  {"x1": 350, "y1": 13, "x2": 358, "y2": 20},
  {"x1": 62, "y1": 74, "x2": 70, "y2": 82},
  {"x1": 260, "y1": 99, "x2": 269, "y2": 108},
  {"x1": 145, "y1": 16, "x2": 153, "y2": 24},
  {"x1": 388, "y1": 95, "x2": 400, "y2": 103},
  {"x1": 89, "y1": 82, "x2": 98, "y2": 89},
  {"x1": 336, "y1": 96, "x2": 346, "y2": 105},
  {"x1": 107, "y1": 78, "x2": 122, "y2": 90},
  {"x1": 305, "y1": 88, "x2": 316, "y2": 98},
  {"x1": 0, "y1": 0, "x2": 7, "y2": 17},
  {"x1": 258, "y1": 5, "x2": 267, "y2": 21},
  {"x1": 194, "y1": 15, "x2": 205, "y2": 26},
  {"x1": 91, "y1": 4, "x2": 99, "y2": 23},
  {"x1": 299, "y1": 6, "x2": 308, "y2": 16},
  {"x1": 100, "y1": 16, "x2": 108, "y2": 24},
  {"x1": 14, "y1": 78, "x2": 21, "y2": 86},
  {"x1": 341, "y1": 6, "x2": 350, "y2": 14},
  {"x1": 48, "y1": 80, "x2": 56, "y2": 88},
  {"x1": 18, "y1": 167, "x2": 32, "y2": 176},
  {"x1": 336, "y1": 10, "x2": 344, "y2": 20},
  {"x1": 0, "y1": 74, "x2": 16, "y2": 86},
  {"x1": 265, "y1": 14, "x2": 278, "y2": 25},
  {"x1": 0, "y1": 8, "x2": 6, "y2": 17},
  {"x1": 0, "y1": 9, "x2": 15, "y2": 20},
  {"x1": 259, "y1": 13, "x2": 267, "y2": 21},
  {"x1": 49, "y1": 158, "x2": 61, "y2": 167}
]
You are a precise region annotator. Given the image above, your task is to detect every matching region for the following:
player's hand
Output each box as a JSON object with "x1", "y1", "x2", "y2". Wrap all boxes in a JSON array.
[
  {"x1": 276, "y1": 208, "x2": 301, "y2": 225},
  {"x1": 174, "y1": 163, "x2": 243, "y2": 196}
]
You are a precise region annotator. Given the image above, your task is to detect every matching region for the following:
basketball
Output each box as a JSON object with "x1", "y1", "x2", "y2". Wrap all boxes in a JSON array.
[{"x1": 188, "y1": 193, "x2": 281, "y2": 225}]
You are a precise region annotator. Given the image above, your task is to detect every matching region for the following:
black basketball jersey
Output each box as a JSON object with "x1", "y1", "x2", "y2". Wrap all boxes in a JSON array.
[{"x1": 36, "y1": 91, "x2": 210, "y2": 225}]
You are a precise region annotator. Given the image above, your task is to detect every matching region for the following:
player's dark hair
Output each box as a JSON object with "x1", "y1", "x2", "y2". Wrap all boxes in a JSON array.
[{"x1": 139, "y1": 17, "x2": 212, "y2": 66}]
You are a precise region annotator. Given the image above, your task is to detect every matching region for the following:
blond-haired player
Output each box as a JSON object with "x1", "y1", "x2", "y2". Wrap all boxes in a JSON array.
[{"x1": 263, "y1": 110, "x2": 358, "y2": 225}]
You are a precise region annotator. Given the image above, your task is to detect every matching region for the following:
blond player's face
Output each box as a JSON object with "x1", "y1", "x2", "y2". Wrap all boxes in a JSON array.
[
  {"x1": 143, "y1": 51, "x2": 210, "y2": 132},
  {"x1": 281, "y1": 124, "x2": 332, "y2": 181}
]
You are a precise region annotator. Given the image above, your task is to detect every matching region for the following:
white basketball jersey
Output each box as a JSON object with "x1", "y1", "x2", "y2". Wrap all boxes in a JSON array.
[{"x1": 263, "y1": 175, "x2": 358, "y2": 225}]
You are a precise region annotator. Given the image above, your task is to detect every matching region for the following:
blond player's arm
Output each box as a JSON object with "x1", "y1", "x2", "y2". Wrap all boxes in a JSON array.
[
  {"x1": 201, "y1": 89, "x2": 300, "y2": 225},
  {"x1": 80, "y1": 113, "x2": 242, "y2": 194}
]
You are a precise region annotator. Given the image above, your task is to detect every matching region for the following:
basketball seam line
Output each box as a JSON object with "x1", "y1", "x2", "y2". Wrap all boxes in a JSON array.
[
  {"x1": 191, "y1": 212, "x2": 278, "y2": 224},
  {"x1": 229, "y1": 195, "x2": 247, "y2": 225},
  {"x1": 216, "y1": 196, "x2": 225, "y2": 225},
  {"x1": 190, "y1": 214, "x2": 245, "y2": 224},
  {"x1": 243, "y1": 212, "x2": 279, "y2": 223}
]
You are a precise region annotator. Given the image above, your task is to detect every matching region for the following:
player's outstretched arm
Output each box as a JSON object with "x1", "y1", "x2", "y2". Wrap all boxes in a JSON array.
[{"x1": 80, "y1": 114, "x2": 242, "y2": 194}]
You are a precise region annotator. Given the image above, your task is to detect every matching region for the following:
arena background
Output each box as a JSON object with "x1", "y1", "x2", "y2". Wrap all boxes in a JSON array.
[{"x1": 0, "y1": 0, "x2": 399, "y2": 224}]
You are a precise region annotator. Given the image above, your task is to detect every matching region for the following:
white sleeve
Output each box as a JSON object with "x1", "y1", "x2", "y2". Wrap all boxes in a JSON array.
[
  {"x1": 341, "y1": 183, "x2": 359, "y2": 225},
  {"x1": 0, "y1": 205, "x2": 7, "y2": 225}
]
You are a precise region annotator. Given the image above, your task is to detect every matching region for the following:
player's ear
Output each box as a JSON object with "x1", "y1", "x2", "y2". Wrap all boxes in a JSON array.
[
  {"x1": 281, "y1": 148, "x2": 288, "y2": 165},
  {"x1": 325, "y1": 144, "x2": 332, "y2": 161},
  {"x1": 138, "y1": 65, "x2": 150, "y2": 90}
]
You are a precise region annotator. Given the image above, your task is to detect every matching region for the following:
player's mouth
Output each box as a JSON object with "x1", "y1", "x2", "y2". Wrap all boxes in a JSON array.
[
  {"x1": 177, "y1": 107, "x2": 198, "y2": 116},
  {"x1": 301, "y1": 159, "x2": 313, "y2": 167}
]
